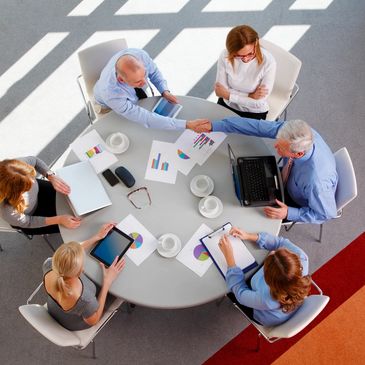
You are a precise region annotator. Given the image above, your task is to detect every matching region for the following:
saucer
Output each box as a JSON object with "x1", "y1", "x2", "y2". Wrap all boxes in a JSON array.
[
  {"x1": 157, "y1": 233, "x2": 182, "y2": 258},
  {"x1": 199, "y1": 196, "x2": 223, "y2": 219},
  {"x1": 105, "y1": 133, "x2": 130, "y2": 154},
  {"x1": 190, "y1": 175, "x2": 214, "y2": 197}
]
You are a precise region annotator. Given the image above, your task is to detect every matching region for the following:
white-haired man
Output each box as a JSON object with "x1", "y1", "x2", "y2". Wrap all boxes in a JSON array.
[
  {"x1": 205, "y1": 118, "x2": 338, "y2": 224},
  {"x1": 94, "y1": 48, "x2": 209, "y2": 132}
]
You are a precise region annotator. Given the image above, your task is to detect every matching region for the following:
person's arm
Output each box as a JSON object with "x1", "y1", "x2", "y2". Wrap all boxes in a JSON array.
[
  {"x1": 20, "y1": 156, "x2": 49, "y2": 176},
  {"x1": 287, "y1": 184, "x2": 338, "y2": 223},
  {"x1": 83, "y1": 256, "x2": 125, "y2": 326},
  {"x1": 80, "y1": 223, "x2": 115, "y2": 251},
  {"x1": 211, "y1": 117, "x2": 283, "y2": 137},
  {"x1": 141, "y1": 50, "x2": 168, "y2": 95}
]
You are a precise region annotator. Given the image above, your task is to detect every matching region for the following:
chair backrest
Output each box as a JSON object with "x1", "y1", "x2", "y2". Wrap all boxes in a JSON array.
[
  {"x1": 19, "y1": 304, "x2": 81, "y2": 347},
  {"x1": 260, "y1": 39, "x2": 302, "y2": 99},
  {"x1": 334, "y1": 147, "x2": 358, "y2": 211},
  {"x1": 0, "y1": 214, "x2": 17, "y2": 233},
  {"x1": 263, "y1": 295, "x2": 330, "y2": 339},
  {"x1": 77, "y1": 38, "x2": 128, "y2": 98}
]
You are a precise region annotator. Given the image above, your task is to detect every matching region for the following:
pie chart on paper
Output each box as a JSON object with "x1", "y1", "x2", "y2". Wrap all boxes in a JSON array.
[
  {"x1": 193, "y1": 244, "x2": 210, "y2": 261},
  {"x1": 130, "y1": 232, "x2": 143, "y2": 249}
]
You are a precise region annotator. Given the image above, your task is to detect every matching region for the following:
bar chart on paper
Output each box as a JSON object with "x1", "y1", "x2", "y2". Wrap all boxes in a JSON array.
[
  {"x1": 193, "y1": 133, "x2": 215, "y2": 149},
  {"x1": 145, "y1": 141, "x2": 177, "y2": 184}
]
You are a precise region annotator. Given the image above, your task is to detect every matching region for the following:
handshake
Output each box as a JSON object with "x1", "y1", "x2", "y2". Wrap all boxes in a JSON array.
[{"x1": 186, "y1": 119, "x2": 212, "y2": 133}]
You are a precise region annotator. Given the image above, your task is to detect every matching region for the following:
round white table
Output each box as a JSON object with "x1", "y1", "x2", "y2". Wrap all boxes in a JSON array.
[{"x1": 57, "y1": 96, "x2": 281, "y2": 309}]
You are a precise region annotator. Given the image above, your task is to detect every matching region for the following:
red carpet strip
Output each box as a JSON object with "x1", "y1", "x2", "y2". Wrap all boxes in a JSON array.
[{"x1": 204, "y1": 232, "x2": 365, "y2": 365}]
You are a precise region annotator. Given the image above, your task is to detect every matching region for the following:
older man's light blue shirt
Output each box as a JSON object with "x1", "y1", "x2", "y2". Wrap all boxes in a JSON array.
[
  {"x1": 212, "y1": 117, "x2": 338, "y2": 223},
  {"x1": 93, "y1": 48, "x2": 186, "y2": 130},
  {"x1": 226, "y1": 233, "x2": 309, "y2": 326}
]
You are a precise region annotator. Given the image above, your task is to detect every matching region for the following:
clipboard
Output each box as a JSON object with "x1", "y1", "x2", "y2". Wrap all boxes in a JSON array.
[{"x1": 200, "y1": 222, "x2": 258, "y2": 279}]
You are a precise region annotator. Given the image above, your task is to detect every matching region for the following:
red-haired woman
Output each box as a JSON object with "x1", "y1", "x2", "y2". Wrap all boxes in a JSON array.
[
  {"x1": 219, "y1": 227, "x2": 311, "y2": 326},
  {"x1": 215, "y1": 25, "x2": 276, "y2": 120},
  {"x1": 0, "y1": 156, "x2": 80, "y2": 235}
]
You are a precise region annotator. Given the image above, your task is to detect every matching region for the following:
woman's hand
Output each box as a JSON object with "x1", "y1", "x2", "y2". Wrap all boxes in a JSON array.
[
  {"x1": 214, "y1": 82, "x2": 230, "y2": 100},
  {"x1": 249, "y1": 84, "x2": 268, "y2": 100},
  {"x1": 58, "y1": 215, "x2": 81, "y2": 229},
  {"x1": 218, "y1": 235, "x2": 236, "y2": 267},
  {"x1": 101, "y1": 256, "x2": 126, "y2": 287},
  {"x1": 48, "y1": 175, "x2": 71, "y2": 195},
  {"x1": 229, "y1": 226, "x2": 248, "y2": 240},
  {"x1": 94, "y1": 223, "x2": 115, "y2": 241}
]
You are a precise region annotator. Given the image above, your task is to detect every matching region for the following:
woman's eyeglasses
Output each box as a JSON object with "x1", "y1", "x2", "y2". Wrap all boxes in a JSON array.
[{"x1": 234, "y1": 44, "x2": 256, "y2": 61}]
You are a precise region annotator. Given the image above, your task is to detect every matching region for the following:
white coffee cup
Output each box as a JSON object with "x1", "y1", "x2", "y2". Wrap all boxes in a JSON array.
[
  {"x1": 201, "y1": 196, "x2": 219, "y2": 214},
  {"x1": 195, "y1": 175, "x2": 209, "y2": 193},
  {"x1": 108, "y1": 132, "x2": 125, "y2": 149},
  {"x1": 161, "y1": 235, "x2": 176, "y2": 252}
]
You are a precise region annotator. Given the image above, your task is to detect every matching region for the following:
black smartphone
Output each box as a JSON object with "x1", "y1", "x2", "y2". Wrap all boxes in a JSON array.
[{"x1": 102, "y1": 169, "x2": 119, "y2": 187}]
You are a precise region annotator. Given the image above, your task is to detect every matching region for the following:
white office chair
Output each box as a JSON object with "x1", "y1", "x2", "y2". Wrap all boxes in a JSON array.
[
  {"x1": 77, "y1": 38, "x2": 128, "y2": 124},
  {"x1": 282, "y1": 147, "x2": 358, "y2": 242},
  {"x1": 229, "y1": 280, "x2": 329, "y2": 350},
  {"x1": 260, "y1": 39, "x2": 302, "y2": 121},
  {"x1": 0, "y1": 214, "x2": 55, "y2": 252},
  {"x1": 19, "y1": 282, "x2": 124, "y2": 358}
]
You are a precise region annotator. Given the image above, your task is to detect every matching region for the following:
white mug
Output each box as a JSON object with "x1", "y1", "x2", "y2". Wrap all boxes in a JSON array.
[
  {"x1": 201, "y1": 197, "x2": 219, "y2": 214},
  {"x1": 108, "y1": 132, "x2": 125, "y2": 148},
  {"x1": 195, "y1": 176, "x2": 209, "y2": 193},
  {"x1": 161, "y1": 236, "x2": 176, "y2": 252}
]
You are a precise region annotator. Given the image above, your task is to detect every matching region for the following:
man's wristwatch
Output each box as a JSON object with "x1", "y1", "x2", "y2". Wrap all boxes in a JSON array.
[{"x1": 46, "y1": 171, "x2": 55, "y2": 179}]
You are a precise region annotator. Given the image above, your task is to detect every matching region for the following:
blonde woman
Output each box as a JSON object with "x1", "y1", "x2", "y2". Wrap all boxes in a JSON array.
[
  {"x1": 215, "y1": 25, "x2": 276, "y2": 120},
  {"x1": 219, "y1": 227, "x2": 311, "y2": 326},
  {"x1": 43, "y1": 223, "x2": 125, "y2": 330},
  {"x1": 0, "y1": 156, "x2": 80, "y2": 235}
]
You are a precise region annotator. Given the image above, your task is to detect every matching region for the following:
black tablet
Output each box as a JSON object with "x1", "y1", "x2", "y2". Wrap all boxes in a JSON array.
[{"x1": 90, "y1": 227, "x2": 134, "y2": 267}]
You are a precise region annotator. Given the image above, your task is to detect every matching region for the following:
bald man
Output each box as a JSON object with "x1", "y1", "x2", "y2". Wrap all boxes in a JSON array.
[{"x1": 93, "y1": 48, "x2": 209, "y2": 131}]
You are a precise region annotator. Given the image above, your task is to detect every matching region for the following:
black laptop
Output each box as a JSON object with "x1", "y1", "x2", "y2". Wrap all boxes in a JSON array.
[{"x1": 228, "y1": 144, "x2": 284, "y2": 207}]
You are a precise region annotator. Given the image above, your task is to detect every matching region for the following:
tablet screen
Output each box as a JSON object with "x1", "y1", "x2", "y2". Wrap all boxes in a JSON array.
[
  {"x1": 90, "y1": 227, "x2": 133, "y2": 267},
  {"x1": 152, "y1": 98, "x2": 182, "y2": 118}
]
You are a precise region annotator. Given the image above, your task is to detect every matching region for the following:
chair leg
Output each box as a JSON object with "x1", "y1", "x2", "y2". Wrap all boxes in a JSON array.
[
  {"x1": 318, "y1": 224, "x2": 323, "y2": 243},
  {"x1": 126, "y1": 302, "x2": 136, "y2": 314},
  {"x1": 42, "y1": 234, "x2": 55, "y2": 252},
  {"x1": 92, "y1": 340, "x2": 96, "y2": 359},
  {"x1": 284, "y1": 221, "x2": 296, "y2": 232},
  {"x1": 0, "y1": 243, "x2": 3, "y2": 252}
]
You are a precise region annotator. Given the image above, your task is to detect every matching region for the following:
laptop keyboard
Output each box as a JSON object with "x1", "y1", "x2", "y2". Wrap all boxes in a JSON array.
[{"x1": 240, "y1": 159, "x2": 269, "y2": 202}]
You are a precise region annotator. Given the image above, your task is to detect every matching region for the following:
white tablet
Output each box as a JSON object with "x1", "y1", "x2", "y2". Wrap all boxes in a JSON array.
[{"x1": 152, "y1": 98, "x2": 183, "y2": 118}]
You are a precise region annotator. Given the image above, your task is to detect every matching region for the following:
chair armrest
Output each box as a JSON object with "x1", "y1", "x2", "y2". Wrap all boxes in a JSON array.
[
  {"x1": 27, "y1": 282, "x2": 44, "y2": 304},
  {"x1": 311, "y1": 279, "x2": 323, "y2": 295}
]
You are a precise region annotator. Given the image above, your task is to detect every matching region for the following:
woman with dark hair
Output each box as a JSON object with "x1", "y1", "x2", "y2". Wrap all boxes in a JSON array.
[
  {"x1": 215, "y1": 25, "x2": 276, "y2": 120},
  {"x1": 0, "y1": 156, "x2": 80, "y2": 235},
  {"x1": 219, "y1": 227, "x2": 311, "y2": 326}
]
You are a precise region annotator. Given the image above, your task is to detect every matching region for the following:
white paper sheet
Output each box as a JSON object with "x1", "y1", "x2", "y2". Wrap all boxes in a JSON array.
[
  {"x1": 144, "y1": 140, "x2": 178, "y2": 184},
  {"x1": 70, "y1": 129, "x2": 117, "y2": 174},
  {"x1": 171, "y1": 130, "x2": 227, "y2": 173},
  {"x1": 117, "y1": 214, "x2": 158, "y2": 266},
  {"x1": 176, "y1": 224, "x2": 213, "y2": 277}
]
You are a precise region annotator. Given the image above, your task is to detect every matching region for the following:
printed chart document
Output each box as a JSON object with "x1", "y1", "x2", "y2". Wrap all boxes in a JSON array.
[
  {"x1": 145, "y1": 140, "x2": 178, "y2": 184},
  {"x1": 70, "y1": 129, "x2": 117, "y2": 174},
  {"x1": 117, "y1": 214, "x2": 158, "y2": 266},
  {"x1": 169, "y1": 130, "x2": 227, "y2": 175},
  {"x1": 176, "y1": 224, "x2": 213, "y2": 277},
  {"x1": 200, "y1": 222, "x2": 257, "y2": 278}
]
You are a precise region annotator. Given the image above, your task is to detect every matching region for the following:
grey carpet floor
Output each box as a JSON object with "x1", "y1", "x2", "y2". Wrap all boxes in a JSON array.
[{"x1": 1, "y1": 1, "x2": 364, "y2": 364}]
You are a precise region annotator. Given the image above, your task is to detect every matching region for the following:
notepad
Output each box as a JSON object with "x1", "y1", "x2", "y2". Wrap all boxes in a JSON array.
[{"x1": 200, "y1": 222, "x2": 257, "y2": 278}]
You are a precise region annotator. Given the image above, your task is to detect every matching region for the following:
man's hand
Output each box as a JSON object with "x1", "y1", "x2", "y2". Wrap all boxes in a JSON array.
[
  {"x1": 263, "y1": 199, "x2": 288, "y2": 220},
  {"x1": 48, "y1": 175, "x2": 71, "y2": 195},
  {"x1": 186, "y1": 119, "x2": 212, "y2": 133},
  {"x1": 249, "y1": 84, "x2": 268, "y2": 100},
  {"x1": 218, "y1": 235, "x2": 236, "y2": 267},
  {"x1": 214, "y1": 82, "x2": 230, "y2": 100},
  {"x1": 162, "y1": 90, "x2": 178, "y2": 104}
]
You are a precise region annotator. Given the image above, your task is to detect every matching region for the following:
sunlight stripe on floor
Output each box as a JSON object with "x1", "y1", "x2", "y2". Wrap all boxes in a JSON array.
[
  {"x1": 0, "y1": 30, "x2": 159, "y2": 160},
  {"x1": 290, "y1": 0, "x2": 334, "y2": 10},
  {"x1": 0, "y1": 32, "x2": 68, "y2": 99},
  {"x1": 202, "y1": 0, "x2": 272, "y2": 12},
  {"x1": 154, "y1": 27, "x2": 230, "y2": 96},
  {"x1": 115, "y1": 0, "x2": 189, "y2": 15},
  {"x1": 263, "y1": 25, "x2": 311, "y2": 51},
  {"x1": 68, "y1": 0, "x2": 105, "y2": 16}
]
